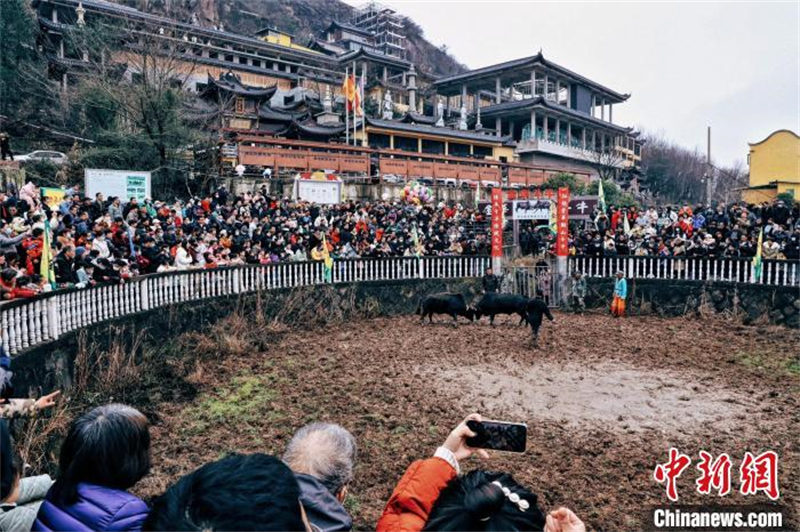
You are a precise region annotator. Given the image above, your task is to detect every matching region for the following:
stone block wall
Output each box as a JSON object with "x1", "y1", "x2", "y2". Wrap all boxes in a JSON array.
[{"x1": 583, "y1": 278, "x2": 800, "y2": 328}]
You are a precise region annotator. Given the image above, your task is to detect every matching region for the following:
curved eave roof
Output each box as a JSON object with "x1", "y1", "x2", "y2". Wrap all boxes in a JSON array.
[
  {"x1": 293, "y1": 120, "x2": 347, "y2": 136},
  {"x1": 337, "y1": 48, "x2": 411, "y2": 70},
  {"x1": 433, "y1": 52, "x2": 629, "y2": 103},
  {"x1": 258, "y1": 104, "x2": 309, "y2": 122},
  {"x1": 208, "y1": 76, "x2": 277, "y2": 98},
  {"x1": 399, "y1": 112, "x2": 438, "y2": 125},
  {"x1": 748, "y1": 129, "x2": 800, "y2": 147},
  {"x1": 366, "y1": 118, "x2": 511, "y2": 144},
  {"x1": 479, "y1": 97, "x2": 632, "y2": 133}
]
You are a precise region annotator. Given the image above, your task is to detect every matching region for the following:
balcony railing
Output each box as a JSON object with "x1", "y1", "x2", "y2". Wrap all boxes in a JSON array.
[{"x1": 0, "y1": 256, "x2": 490, "y2": 356}]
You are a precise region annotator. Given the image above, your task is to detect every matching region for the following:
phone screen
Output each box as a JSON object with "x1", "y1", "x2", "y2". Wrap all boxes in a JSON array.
[{"x1": 465, "y1": 420, "x2": 527, "y2": 453}]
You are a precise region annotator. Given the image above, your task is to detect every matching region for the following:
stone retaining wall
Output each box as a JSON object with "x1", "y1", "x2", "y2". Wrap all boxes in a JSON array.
[
  {"x1": 583, "y1": 278, "x2": 800, "y2": 328},
  {"x1": 11, "y1": 278, "x2": 481, "y2": 395}
]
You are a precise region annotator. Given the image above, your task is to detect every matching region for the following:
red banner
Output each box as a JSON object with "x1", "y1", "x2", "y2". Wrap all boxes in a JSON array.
[
  {"x1": 556, "y1": 187, "x2": 570, "y2": 257},
  {"x1": 491, "y1": 188, "x2": 503, "y2": 258}
]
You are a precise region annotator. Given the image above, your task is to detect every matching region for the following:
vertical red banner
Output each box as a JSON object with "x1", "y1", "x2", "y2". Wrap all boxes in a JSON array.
[
  {"x1": 490, "y1": 188, "x2": 503, "y2": 258},
  {"x1": 556, "y1": 186, "x2": 570, "y2": 257}
]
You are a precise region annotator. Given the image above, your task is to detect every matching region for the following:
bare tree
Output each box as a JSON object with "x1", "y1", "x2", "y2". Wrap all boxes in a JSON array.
[
  {"x1": 591, "y1": 146, "x2": 626, "y2": 182},
  {"x1": 66, "y1": 17, "x2": 204, "y2": 166}
]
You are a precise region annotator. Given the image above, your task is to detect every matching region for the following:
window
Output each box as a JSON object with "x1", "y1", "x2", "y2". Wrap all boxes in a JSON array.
[{"x1": 252, "y1": 59, "x2": 261, "y2": 68}]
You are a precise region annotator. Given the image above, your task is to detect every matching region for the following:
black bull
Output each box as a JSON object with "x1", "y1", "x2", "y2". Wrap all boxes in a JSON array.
[
  {"x1": 474, "y1": 293, "x2": 529, "y2": 325},
  {"x1": 418, "y1": 293, "x2": 476, "y2": 325}
]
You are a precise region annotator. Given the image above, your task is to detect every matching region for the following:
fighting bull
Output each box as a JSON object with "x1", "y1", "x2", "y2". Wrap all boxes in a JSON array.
[
  {"x1": 418, "y1": 293, "x2": 476, "y2": 325},
  {"x1": 474, "y1": 293, "x2": 530, "y2": 325}
]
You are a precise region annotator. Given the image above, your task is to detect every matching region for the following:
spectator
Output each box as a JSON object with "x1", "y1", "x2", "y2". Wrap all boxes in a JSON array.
[
  {"x1": 482, "y1": 267, "x2": 500, "y2": 293},
  {"x1": 33, "y1": 404, "x2": 151, "y2": 532},
  {"x1": 377, "y1": 415, "x2": 585, "y2": 532},
  {"x1": 143, "y1": 453, "x2": 307, "y2": 531},
  {"x1": 0, "y1": 222, "x2": 29, "y2": 255},
  {"x1": 1, "y1": 420, "x2": 55, "y2": 531},
  {"x1": 611, "y1": 270, "x2": 627, "y2": 318},
  {"x1": 283, "y1": 423, "x2": 357, "y2": 532},
  {"x1": 569, "y1": 271, "x2": 586, "y2": 313}
]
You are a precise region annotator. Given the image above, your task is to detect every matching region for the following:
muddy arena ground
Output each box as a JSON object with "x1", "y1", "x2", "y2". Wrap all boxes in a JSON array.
[{"x1": 136, "y1": 312, "x2": 800, "y2": 531}]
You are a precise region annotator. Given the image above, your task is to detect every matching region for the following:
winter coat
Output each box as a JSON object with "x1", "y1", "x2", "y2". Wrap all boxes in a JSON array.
[
  {"x1": 33, "y1": 482, "x2": 148, "y2": 532},
  {"x1": 295, "y1": 473, "x2": 352, "y2": 532},
  {"x1": 0, "y1": 232, "x2": 26, "y2": 255},
  {"x1": 614, "y1": 277, "x2": 627, "y2": 299},
  {"x1": 0, "y1": 474, "x2": 54, "y2": 532},
  {"x1": 376, "y1": 457, "x2": 456, "y2": 532}
]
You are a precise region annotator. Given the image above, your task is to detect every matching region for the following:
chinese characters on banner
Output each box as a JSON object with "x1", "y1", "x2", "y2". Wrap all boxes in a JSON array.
[
  {"x1": 556, "y1": 187, "x2": 570, "y2": 257},
  {"x1": 654, "y1": 448, "x2": 779, "y2": 502},
  {"x1": 490, "y1": 188, "x2": 503, "y2": 258}
]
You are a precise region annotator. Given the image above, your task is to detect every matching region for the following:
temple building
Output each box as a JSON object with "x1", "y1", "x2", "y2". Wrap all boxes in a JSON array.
[
  {"x1": 432, "y1": 53, "x2": 643, "y2": 175},
  {"x1": 32, "y1": 0, "x2": 643, "y2": 188}
]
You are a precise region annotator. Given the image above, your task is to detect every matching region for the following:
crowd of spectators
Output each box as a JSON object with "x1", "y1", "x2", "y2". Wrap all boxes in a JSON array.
[
  {"x1": 0, "y1": 182, "x2": 492, "y2": 300},
  {"x1": 565, "y1": 201, "x2": 800, "y2": 260},
  {"x1": 0, "y1": 179, "x2": 798, "y2": 301},
  {"x1": 1, "y1": 386, "x2": 586, "y2": 532}
]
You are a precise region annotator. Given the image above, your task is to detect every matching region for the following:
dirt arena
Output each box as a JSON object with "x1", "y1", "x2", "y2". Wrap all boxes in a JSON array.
[{"x1": 137, "y1": 312, "x2": 800, "y2": 531}]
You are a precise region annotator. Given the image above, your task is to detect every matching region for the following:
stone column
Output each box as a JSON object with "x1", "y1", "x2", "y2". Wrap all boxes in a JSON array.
[
  {"x1": 609, "y1": 103, "x2": 613, "y2": 123},
  {"x1": 530, "y1": 110, "x2": 536, "y2": 139},
  {"x1": 567, "y1": 122, "x2": 572, "y2": 146},
  {"x1": 544, "y1": 74, "x2": 549, "y2": 100},
  {"x1": 565, "y1": 83, "x2": 571, "y2": 107},
  {"x1": 495, "y1": 76, "x2": 501, "y2": 103},
  {"x1": 382, "y1": 66, "x2": 388, "y2": 83},
  {"x1": 496, "y1": 117, "x2": 502, "y2": 137},
  {"x1": 530, "y1": 70, "x2": 536, "y2": 97},
  {"x1": 461, "y1": 84, "x2": 468, "y2": 110},
  {"x1": 601, "y1": 99, "x2": 605, "y2": 121},
  {"x1": 543, "y1": 115, "x2": 549, "y2": 139},
  {"x1": 555, "y1": 119, "x2": 560, "y2": 143},
  {"x1": 592, "y1": 130, "x2": 596, "y2": 150},
  {"x1": 582, "y1": 128, "x2": 587, "y2": 150}
]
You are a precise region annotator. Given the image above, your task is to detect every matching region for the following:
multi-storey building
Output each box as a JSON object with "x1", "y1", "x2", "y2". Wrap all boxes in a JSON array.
[
  {"x1": 351, "y1": 2, "x2": 406, "y2": 59},
  {"x1": 431, "y1": 53, "x2": 643, "y2": 174},
  {"x1": 32, "y1": 0, "x2": 642, "y2": 187}
]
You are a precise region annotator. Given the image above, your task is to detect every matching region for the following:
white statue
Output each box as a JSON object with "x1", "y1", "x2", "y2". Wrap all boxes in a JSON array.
[
  {"x1": 458, "y1": 104, "x2": 467, "y2": 130},
  {"x1": 382, "y1": 90, "x2": 394, "y2": 120},
  {"x1": 435, "y1": 99, "x2": 444, "y2": 127}
]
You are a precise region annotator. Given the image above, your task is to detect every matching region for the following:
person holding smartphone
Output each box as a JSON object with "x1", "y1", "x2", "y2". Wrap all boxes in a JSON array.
[{"x1": 377, "y1": 414, "x2": 585, "y2": 532}]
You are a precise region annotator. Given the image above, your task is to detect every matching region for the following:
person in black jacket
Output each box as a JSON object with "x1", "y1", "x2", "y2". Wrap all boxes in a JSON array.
[
  {"x1": 526, "y1": 292, "x2": 554, "y2": 346},
  {"x1": 481, "y1": 267, "x2": 500, "y2": 293},
  {"x1": 53, "y1": 246, "x2": 78, "y2": 285}
]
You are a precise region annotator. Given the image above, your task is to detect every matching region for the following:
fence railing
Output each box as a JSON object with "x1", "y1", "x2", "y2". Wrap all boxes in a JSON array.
[
  {"x1": 569, "y1": 255, "x2": 800, "y2": 286},
  {"x1": 0, "y1": 256, "x2": 490, "y2": 356}
]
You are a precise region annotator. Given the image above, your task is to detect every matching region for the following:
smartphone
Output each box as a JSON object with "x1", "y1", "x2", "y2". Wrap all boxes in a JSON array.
[{"x1": 466, "y1": 419, "x2": 527, "y2": 453}]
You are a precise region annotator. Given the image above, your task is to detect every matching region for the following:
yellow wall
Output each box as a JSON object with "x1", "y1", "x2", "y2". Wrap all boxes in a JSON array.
[
  {"x1": 748, "y1": 130, "x2": 800, "y2": 188},
  {"x1": 262, "y1": 34, "x2": 319, "y2": 54}
]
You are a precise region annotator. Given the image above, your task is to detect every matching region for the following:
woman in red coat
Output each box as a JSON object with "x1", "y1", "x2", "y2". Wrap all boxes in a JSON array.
[{"x1": 377, "y1": 414, "x2": 585, "y2": 532}]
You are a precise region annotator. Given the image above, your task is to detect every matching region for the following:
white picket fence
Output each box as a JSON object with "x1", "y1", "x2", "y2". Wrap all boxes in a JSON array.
[
  {"x1": 0, "y1": 256, "x2": 490, "y2": 356},
  {"x1": 570, "y1": 255, "x2": 800, "y2": 286}
]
